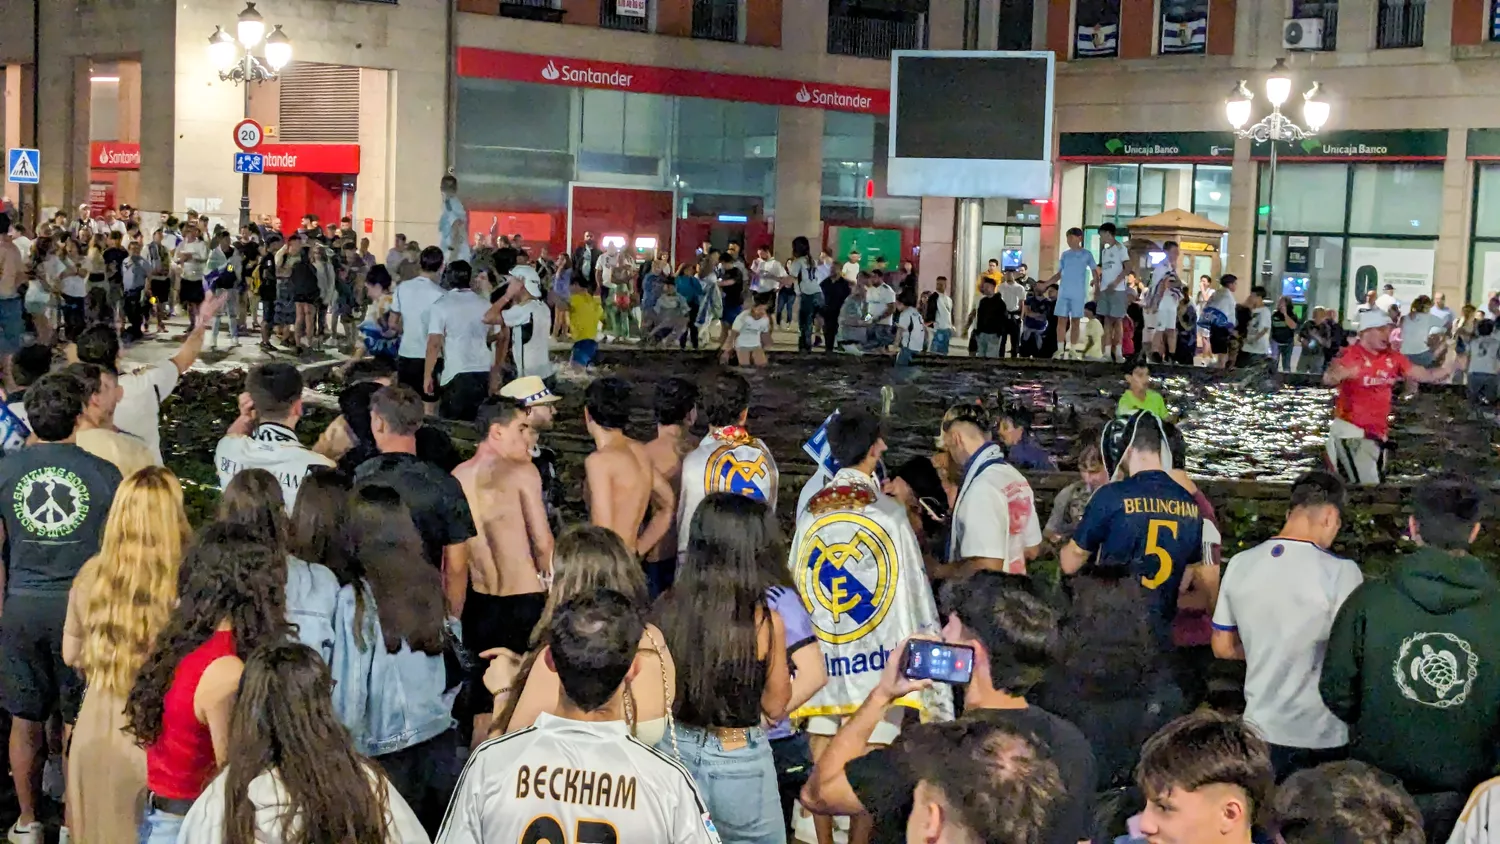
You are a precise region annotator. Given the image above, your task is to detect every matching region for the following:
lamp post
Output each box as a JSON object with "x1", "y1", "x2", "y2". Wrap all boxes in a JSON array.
[
  {"x1": 208, "y1": 2, "x2": 292, "y2": 230},
  {"x1": 1226, "y1": 58, "x2": 1329, "y2": 285}
]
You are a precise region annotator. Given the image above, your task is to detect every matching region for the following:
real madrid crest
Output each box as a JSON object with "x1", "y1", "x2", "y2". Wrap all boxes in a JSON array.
[
  {"x1": 705, "y1": 442, "x2": 770, "y2": 501},
  {"x1": 795, "y1": 512, "x2": 899, "y2": 645}
]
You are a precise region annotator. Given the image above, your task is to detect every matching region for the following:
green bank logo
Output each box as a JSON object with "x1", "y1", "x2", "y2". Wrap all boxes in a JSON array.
[
  {"x1": 1105, "y1": 138, "x2": 1124, "y2": 153},
  {"x1": 1301, "y1": 138, "x2": 1321, "y2": 153}
]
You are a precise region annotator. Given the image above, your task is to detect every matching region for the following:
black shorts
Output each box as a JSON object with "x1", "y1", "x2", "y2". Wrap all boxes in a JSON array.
[
  {"x1": 150, "y1": 277, "x2": 172, "y2": 305},
  {"x1": 1209, "y1": 324, "x2": 1231, "y2": 354},
  {"x1": 397, "y1": 356, "x2": 440, "y2": 403},
  {"x1": 462, "y1": 590, "x2": 547, "y2": 713},
  {"x1": 439, "y1": 371, "x2": 490, "y2": 422},
  {"x1": 179, "y1": 279, "x2": 205, "y2": 305},
  {"x1": 0, "y1": 594, "x2": 83, "y2": 723}
]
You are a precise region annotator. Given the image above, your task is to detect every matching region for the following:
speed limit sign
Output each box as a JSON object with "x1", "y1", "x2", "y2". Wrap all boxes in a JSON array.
[{"x1": 234, "y1": 119, "x2": 264, "y2": 152}]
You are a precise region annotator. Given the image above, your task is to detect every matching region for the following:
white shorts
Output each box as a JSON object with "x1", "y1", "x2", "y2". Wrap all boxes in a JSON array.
[
  {"x1": 1326, "y1": 418, "x2": 1384, "y2": 486},
  {"x1": 1153, "y1": 298, "x2": 1180, "y2": 332},
  {"x1": 806, "y1": 709, "x2": 905, "y2": 746}
]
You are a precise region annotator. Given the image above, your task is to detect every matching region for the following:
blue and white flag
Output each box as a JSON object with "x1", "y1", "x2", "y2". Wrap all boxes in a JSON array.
[
  {"x1": 802, "y1": 410, "x2": 841, "y2": 477},
  {"x1": 1161, "y1": 16, "x2": 1208, "y2": 53},
  {"x1": 1075, "y1": 22, "x2": 1119, "y2": 57},
  {"x1": 0, "y1": 403, "x2": 30, "y2": 456}
]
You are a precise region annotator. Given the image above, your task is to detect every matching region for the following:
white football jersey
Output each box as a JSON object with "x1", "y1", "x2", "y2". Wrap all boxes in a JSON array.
[{"x1": 437, "y1": 713, "x2": 723, "y2": 844}]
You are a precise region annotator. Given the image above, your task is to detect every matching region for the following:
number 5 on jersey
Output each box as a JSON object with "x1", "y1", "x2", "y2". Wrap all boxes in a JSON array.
[{"x1": 1141, "y1": 518, "x2": 1177, "y2": 590}]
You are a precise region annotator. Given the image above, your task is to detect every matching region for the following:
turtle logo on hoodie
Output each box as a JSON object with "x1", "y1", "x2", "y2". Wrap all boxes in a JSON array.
[{"x1": 1395, "y1": 632, "x2": 1479, "y2": 708}]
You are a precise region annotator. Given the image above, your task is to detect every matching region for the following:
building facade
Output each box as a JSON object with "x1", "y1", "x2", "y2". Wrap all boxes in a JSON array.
[{"x1": 5, "y1": 0, "x2": 1500, "y2": 314}]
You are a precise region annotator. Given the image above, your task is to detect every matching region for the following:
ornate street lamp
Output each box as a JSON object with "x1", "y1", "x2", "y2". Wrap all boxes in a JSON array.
[{"x1": 209, "y1": 3, "x2": 292, "y2": 229}]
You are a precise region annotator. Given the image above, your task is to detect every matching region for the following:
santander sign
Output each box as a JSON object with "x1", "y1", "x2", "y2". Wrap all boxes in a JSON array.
[
  {"x1": 91, "y1": 142, "x2": 141, "y2": 170},
  {"x1": 541, "y1": 60, "x2": 634, "y2": 88},
  {"x1": 795, "y1": 84, "x2": 873, "y2": 111}
]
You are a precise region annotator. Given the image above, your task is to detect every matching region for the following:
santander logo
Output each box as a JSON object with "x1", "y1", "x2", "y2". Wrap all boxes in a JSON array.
[
  {"x1": 263, "y1": 153, "x2": 299, "y2": 168},
  {"x1": 538, "y1": 59, "x2": 633, "y2": 89},
  {"x1": 795, "y1": 85, "x2": 873, "y2": 111},
  {"x1": 796, "y1": 85, "x2": 812, "y2": 104},
  {"x1": 95, "y1": 145, "x2": 141, "y2": 168}
]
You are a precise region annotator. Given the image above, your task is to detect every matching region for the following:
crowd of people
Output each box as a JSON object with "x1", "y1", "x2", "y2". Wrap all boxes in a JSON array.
[{"x1": 0, "y1": 191, "x2": 1496, "y2": 844}]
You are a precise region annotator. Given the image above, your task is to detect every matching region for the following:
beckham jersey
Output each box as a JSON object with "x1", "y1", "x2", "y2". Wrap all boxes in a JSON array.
[{"x1": 437, "y1": 713, "x2": 723, "y2": 844}]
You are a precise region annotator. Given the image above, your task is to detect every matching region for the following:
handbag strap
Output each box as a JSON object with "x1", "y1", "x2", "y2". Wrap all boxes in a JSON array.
[{"x1": 643, "y1": 624, "x2": 679, "y2": 759}]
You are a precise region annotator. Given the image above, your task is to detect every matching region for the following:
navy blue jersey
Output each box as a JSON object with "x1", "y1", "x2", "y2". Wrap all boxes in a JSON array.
[{"x1": 1072, "y1": 470, "x2": 1203, "y2": 650}]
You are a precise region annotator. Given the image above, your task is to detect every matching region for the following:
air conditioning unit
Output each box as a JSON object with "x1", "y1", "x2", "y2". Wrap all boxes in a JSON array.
[{"x1": 1283, "y1": 18, "x2": 1325, "y2": 50}]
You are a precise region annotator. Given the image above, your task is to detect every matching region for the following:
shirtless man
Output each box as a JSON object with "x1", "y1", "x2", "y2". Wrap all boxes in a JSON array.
[
  {"x1": 583, "y1": 376, "x2": 675, "y2": 556},
  {"x1": 0, "y1": 213, "x2": 23, "y2": 389},
  {"x1": 641, "y1": 377, "x2": 698, "y2": 598},
  {"x1": 452, "y1": 395, "x2": 554, "y2": 744}
]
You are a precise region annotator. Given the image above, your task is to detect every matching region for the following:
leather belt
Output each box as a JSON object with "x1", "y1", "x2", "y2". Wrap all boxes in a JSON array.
[{"x1": 147, "y1": 792, "x2": 196, "y2": 816}]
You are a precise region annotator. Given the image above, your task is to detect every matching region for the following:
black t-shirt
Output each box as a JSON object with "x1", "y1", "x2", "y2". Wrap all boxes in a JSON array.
[
  {"x1": 0, "y1": 443, "x2": 122, "y2": 595},
  {"x1": 1270, "y1": 310, "x2": 1298, "y2": 345},
  {"x1": 354, "y1": 452, "x2": 476, "y2": 569},
  {"x1": 846, "y1": 705, "x2": 1097, "y2": 844},
  {"x1": 103, "y1": 247, "x2": 129, "y2": 287},
  {"x1": 721, "y1": 275, "x2": 745, "y2": 311},
  {"x1": 975, "y1": 294, "x2": 1007, "y2": 335}
]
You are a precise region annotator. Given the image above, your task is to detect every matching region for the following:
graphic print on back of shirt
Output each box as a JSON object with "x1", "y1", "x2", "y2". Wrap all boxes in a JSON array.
[
  {"x1": 14, "y1": 466, "x2": 91, "y2": 538},
  {"x1": 705, "y1": 439, "x2": 770, "y2": 501},
  {"x1": 1396, "y1": 631, "x2": 1478, "y2": 708}
]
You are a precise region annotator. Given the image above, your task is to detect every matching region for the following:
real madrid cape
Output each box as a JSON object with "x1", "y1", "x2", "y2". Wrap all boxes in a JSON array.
[
  {"x1": 678, "y1": 426, "x2": 779, "y2": 556},
  {"x1": 788, "y1": 469, "x2": 952, "y2": 722}
]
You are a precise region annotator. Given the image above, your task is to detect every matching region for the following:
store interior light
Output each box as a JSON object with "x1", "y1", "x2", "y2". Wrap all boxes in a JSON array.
[
  {"x1": 1031, "y1": 198, "x2": 1049, "y2": 204},
  {"x1": 89, "y1": 76, "x2": 120, "y2": 83}
]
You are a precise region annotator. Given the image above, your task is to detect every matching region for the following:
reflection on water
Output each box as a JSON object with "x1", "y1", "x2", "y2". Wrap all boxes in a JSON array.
[{"x1": 1168, "y1": 376, "x2": 1334, "y2": 482}]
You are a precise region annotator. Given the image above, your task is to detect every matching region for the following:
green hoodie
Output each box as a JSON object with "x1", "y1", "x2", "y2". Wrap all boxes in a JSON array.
[{"x1": 1321, "y1": 547, "x2": 1500, "y2": 795}]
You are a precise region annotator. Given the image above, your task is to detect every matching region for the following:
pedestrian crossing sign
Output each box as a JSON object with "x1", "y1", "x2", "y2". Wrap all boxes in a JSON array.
[{"x1": 6, "y1": 149, "x2": 39, "y2": 185}]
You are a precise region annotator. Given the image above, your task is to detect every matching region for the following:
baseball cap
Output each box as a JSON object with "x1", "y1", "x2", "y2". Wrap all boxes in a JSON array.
[
  {"x1": 1357, "y1": 308, "x2": 1394, "y2": 333},
  {"x1": 512, "y1": 265, "x2": 542, "y2": 298},
  {"x1": 499, "y1": 375, "x2": 558, "y2": 406}
]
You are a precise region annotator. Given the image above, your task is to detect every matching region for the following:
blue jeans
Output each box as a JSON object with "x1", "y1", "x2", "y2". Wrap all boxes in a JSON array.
[
  {"x1": 139, "y1": 806, "x2": 185, "y2": 844},
  {"x1": 796, "y1": 293, "x2": 822, "y2": 351},
  {"x1": 896, "y1": 347, "x2": 917, "y2": 367},
  {"x1": 775, "y1": 289, "x2": 795, "y2": 325},
  {"x1": 930, "y1": 328, "x2": 951, "y2": 355},
  {"x1": 661, "y1": 723, "x2": 785, "y2": 844}
]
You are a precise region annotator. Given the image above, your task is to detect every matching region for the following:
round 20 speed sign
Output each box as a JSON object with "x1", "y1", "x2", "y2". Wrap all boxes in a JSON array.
[{"x1": 234, "y1": 119, "x2": 264, "y2": 153}]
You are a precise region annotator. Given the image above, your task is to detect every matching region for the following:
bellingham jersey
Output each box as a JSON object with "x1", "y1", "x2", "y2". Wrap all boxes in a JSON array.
[
  {"x1": 677, "y1": 426, "x2": 779, "y2": 556},
  {"x1": 437, "y1": 713, "x2": 723, "y2": 844},
  {"x1": 1071, "y1": 469, "x2": 1204, "y2": 651}
]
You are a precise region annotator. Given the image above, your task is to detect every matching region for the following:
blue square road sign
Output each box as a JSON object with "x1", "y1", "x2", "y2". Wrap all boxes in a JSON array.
[
  {"x1": 233, "y1": 153, "x2": 265, "y2": 175},
  {"x1": 7, "y1": 149, "x2": 40, "y2": 185}
]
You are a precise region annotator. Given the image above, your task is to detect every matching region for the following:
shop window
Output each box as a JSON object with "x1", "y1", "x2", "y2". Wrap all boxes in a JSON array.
[
  {"x1": 1258, "y1": 233, "x2": 1346, "y2": 316},
  {"x1": 997, "y1": 0, "x2": 1034, "y2": 50},
  {"x1": 1257, "y1": 163, "x2": 1348, "y2": 234},
  {"x1": 1160, "y1": 0, "x2": 1208, "y2": 54},
  {"x1": 1074, "y1": 0, "x2": 1120, "y2": 58},
  {"x1": 673, "y1": 97, "x2": 778, "y2": 215},
  {"x1": 1290, "y1": 0, "x2": 1337, "y2": 50},
  {"x1": 820, "y1": 111, "x2": 920, "y2": 227},
  {"x1": 1376, "y1": 0, "x2": 1424, "y2": 49},
  {"x1": 1475, "y1": 164, "x2": 1500, "y2": 238},
  {"x1": 1468, "y1": 164, "x2": 1500, "y2": 304},
  {"x1": 1084, "y1": 164, "x2": 1138, "y2": 225},
  {"x1": 691, "y1": 0, "x2": 741, "y2": 41},
  {"x1": 455, "y1": 78, "x2": 573, "y2": 209},
  {"x1": 1348, "y1": 164, "x2": 1442, "y2": 236},
  {"x1": 1192, "y1": 166, "x2": 1232, "y2": 226},
  {"x1": 983, "y1": 198, "x2": 1045, "y2": 225},
  {"x1": 578, "y1": 88, "x2": 672, "y2": 184}
]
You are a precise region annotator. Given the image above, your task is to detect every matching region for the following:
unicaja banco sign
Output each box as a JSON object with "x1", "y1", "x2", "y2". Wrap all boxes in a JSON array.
[{"x1": 541, "y1": 60, "x2": 634, "y2": 89}]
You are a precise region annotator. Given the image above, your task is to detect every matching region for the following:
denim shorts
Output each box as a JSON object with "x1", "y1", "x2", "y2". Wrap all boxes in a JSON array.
[
  {"x1": 138, "y1": 805, "x2": 185, "y2": 844},
  {"x1": 660, "y1": 723, "x2": 785, "y2": 844}
]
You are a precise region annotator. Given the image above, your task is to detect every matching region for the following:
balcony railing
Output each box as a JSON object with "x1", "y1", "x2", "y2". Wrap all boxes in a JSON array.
[
  {"x1": 692, "y1": 0, "x2": 739, "y2": 41},
  {"x1": 601, "y1": 1, "x2": 649, "y2": 31},
  {"x1": 1376, "y1": 0, "x2": 1424, "y2": 49},
  {"x1": 827, "y1": 12, "x2": 924, "y2": 59}
]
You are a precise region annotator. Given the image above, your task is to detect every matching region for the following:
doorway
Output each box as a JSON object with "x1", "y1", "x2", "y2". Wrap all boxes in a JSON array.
[{"x1": 568, "y1": 185, "x2": 675, "y2": 268}]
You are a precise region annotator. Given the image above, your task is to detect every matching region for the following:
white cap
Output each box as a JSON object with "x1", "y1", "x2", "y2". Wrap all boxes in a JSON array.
[
  {"x1": 499, "y1": 375, "x2": 558, "y2": 405},
  {"x1": 512, "y1": 265, "x2": 542, "y2": 297},
  {"x1": 1357, "y1": 308, "x2": 1393, "y2": 332}
]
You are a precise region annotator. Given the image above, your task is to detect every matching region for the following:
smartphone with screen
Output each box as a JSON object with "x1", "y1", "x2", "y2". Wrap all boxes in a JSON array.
[{"x1": 901, "y1": 640, "x2": 975, "y2": 685}]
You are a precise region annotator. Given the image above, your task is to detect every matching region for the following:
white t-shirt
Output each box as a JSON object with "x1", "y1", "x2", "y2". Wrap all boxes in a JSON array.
[
  {"x1": 502, "y1": 299, "x2": 555, "y2": 379},
  {"x1": 115, "y1": 362, "x2": 181, "y2": 466},
  {"x1": 841, "y1": 261, "x2": 860, "y2": 283},
  {"x1": 1245, "y1": 306, "x2": 1273, "y2": 355},
  {"x1": 950, "y1": 450, "x2": 1042, "y2": 575},
  {"x1": 1212, "y1": 537, "x2": 1363, "y2": 749},
  {"x1": 441, "y1": 712, "x2": 723, "y2": 844},
  {"x1": 997, "y1": 280, "x2": 1025, "y2": 312},
  {"x1": 864, "y1": 284, "x2": 896, "y2": 325},
  {"x1": 176, "y1": 239, "x2": 208, "y2": 282},
  {"x1": 1081, "y1": 317, "x2": 1105, "y2": 359},
  {"x1": 732, "y1": 310, "x2": 771, "y2": 349},
  {"x1": 214, "y1": 423, "x2": 335, "y2": 513},
  {"x1": 1205, "y1": 287, "x2": 1236, "y2": 318},
  {"x1": 1399, "y1": 311, "x2": 1443, "y2": 356},
  {"x1": 898, "y1": 308, "x2": 925, "y2": 351},
  {"x1": 1099, "y1": 242, "x2": 1130, "y2": 292},
  {"x1": 1375, "y1": 293, "x2": 1399, "y2": 312},
  {"x1": 933, "y1": 294, "x2": 953, "y2": 331},
  {"x1": 428, "y1": 288, "x2": 492, "y2": 383},
  {"x1": 390, "y1": 275, "x2": 447, "y2": 359}
]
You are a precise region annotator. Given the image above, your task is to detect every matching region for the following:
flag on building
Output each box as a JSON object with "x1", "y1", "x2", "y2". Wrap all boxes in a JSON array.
[
  {"x1": 1161, "y1": 16, "x2": 1209, "y2": 53},
  {"x1": 1075, "y1": 22, "x2": 1119, "y2": 57}
]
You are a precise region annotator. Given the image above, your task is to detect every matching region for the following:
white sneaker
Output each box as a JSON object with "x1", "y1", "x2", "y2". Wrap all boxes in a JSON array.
[{"x1": 7, "y1": 822, "x2": 40, "y2": 844}]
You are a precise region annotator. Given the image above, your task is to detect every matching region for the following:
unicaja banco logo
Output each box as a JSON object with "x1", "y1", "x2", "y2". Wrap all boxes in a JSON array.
[
  {"x1": 538, "y1": 59, "x2": 633, "y2": 88},
  {"x1": 1105, "y1": 138, "x2": 1124, "y2": 154},
  {"x1": 796, "y1": 85, "x2": 813, "y2": 104},
  {"x1": 1301, "y1": 138, "x2": 1321, "y2": 153}
]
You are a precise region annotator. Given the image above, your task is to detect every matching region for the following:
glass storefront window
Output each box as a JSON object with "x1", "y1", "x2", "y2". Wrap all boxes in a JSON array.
[
  {"x1": 1193, "y1": 166, "x2": 1233, "y2": 226},
  {"x1": 1474, "y1": 164, "x2": 1500, "y2": 238},
  {"x1": 1257, "y1": 163, "x2": 1348, "y2": 233},
  {"x1": 820, "y1": 111, "x2": 919, "y2": 227},
  {"x1": 455, "y1": 78, "x2": 574, "y2": 208},
  {"x1": 983, "y1": 198, "x2": 1044, "y2": 224},
  {"x1": 1348, "y1": 164, "x2": 1442, "y2": 236},
  {"x1": 1257, "y1": 233, "x2": 1346, "y2": 316},
  {"x1": 1469, "y1": 241, "x2": 1500, "y2": 304},
  {"x1": 1136, "y1": 165, "x2": 1168, "y2": 217},
  {"x1": 578, "y1": 88, "x2": 672, "y2": 184},
  {"x1": 1085, "y1": 164, "x2": 1138, "y2": 225},
  {"x1": 673, "y1": 96, "x2": 778, "y2": 216}
]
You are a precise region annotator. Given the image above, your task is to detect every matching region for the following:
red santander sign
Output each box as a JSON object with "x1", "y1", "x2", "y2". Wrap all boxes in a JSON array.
[
  {"x1": 258, "y1": 143, "x2": 361, "y2": 175},
  {"x1": 458, "y1": 48, "x2": 888, "y2": 116},
  {"x1": 91, "y1": 142, "x2": 141, "y2": 171}
]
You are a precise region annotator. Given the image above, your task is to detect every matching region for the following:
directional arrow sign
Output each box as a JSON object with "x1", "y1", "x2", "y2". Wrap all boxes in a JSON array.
[{"x1": 233, "y1": 152, "x2": 265, "y2": 175}]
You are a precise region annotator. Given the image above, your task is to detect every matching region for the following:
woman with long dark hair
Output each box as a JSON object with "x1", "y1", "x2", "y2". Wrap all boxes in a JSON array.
[
  {"x1": 124, "y1": 523, "x2": 290, "y2": 844},
  {"x1": 285, "y1": 467, "x2": 348, "y2": 664},
  {"x1": 176, "y1": 643, "x2": 427, "y2": 843},
  {"x1": 330, "y1": 485, "x2": 456, "y2": 835},
  {"x1": 653, "y1": 493, "x2": 792, "y2": 844},
  {"x1": 789, "y1": 235, "x2": 821, "y2": 353},
  {"x1": 215, "y1": 469, "x2": 287, "y2": 556}
]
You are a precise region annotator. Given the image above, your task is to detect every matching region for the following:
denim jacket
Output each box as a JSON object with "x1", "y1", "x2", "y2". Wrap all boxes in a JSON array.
[
  {"x1": 284, "y1": 557, "x2": 340, "y2": 666},
  {"x1": 329, "y1": 581, "x2": 457, "y2": 757}
]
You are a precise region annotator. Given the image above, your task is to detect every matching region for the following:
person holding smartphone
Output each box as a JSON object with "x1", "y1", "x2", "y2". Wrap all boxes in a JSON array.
[{"x1": 801, "y1": 572, "x2": 1096, "y2": 844}]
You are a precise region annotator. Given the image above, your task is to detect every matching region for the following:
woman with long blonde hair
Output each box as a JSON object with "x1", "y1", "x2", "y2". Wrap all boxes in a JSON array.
[
  {"x1": 62, "y1": 466, "x2": 191, "y2": 844},
  {"x1": 483, "y1": 525, "x2": 675, "y2": 745}
]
